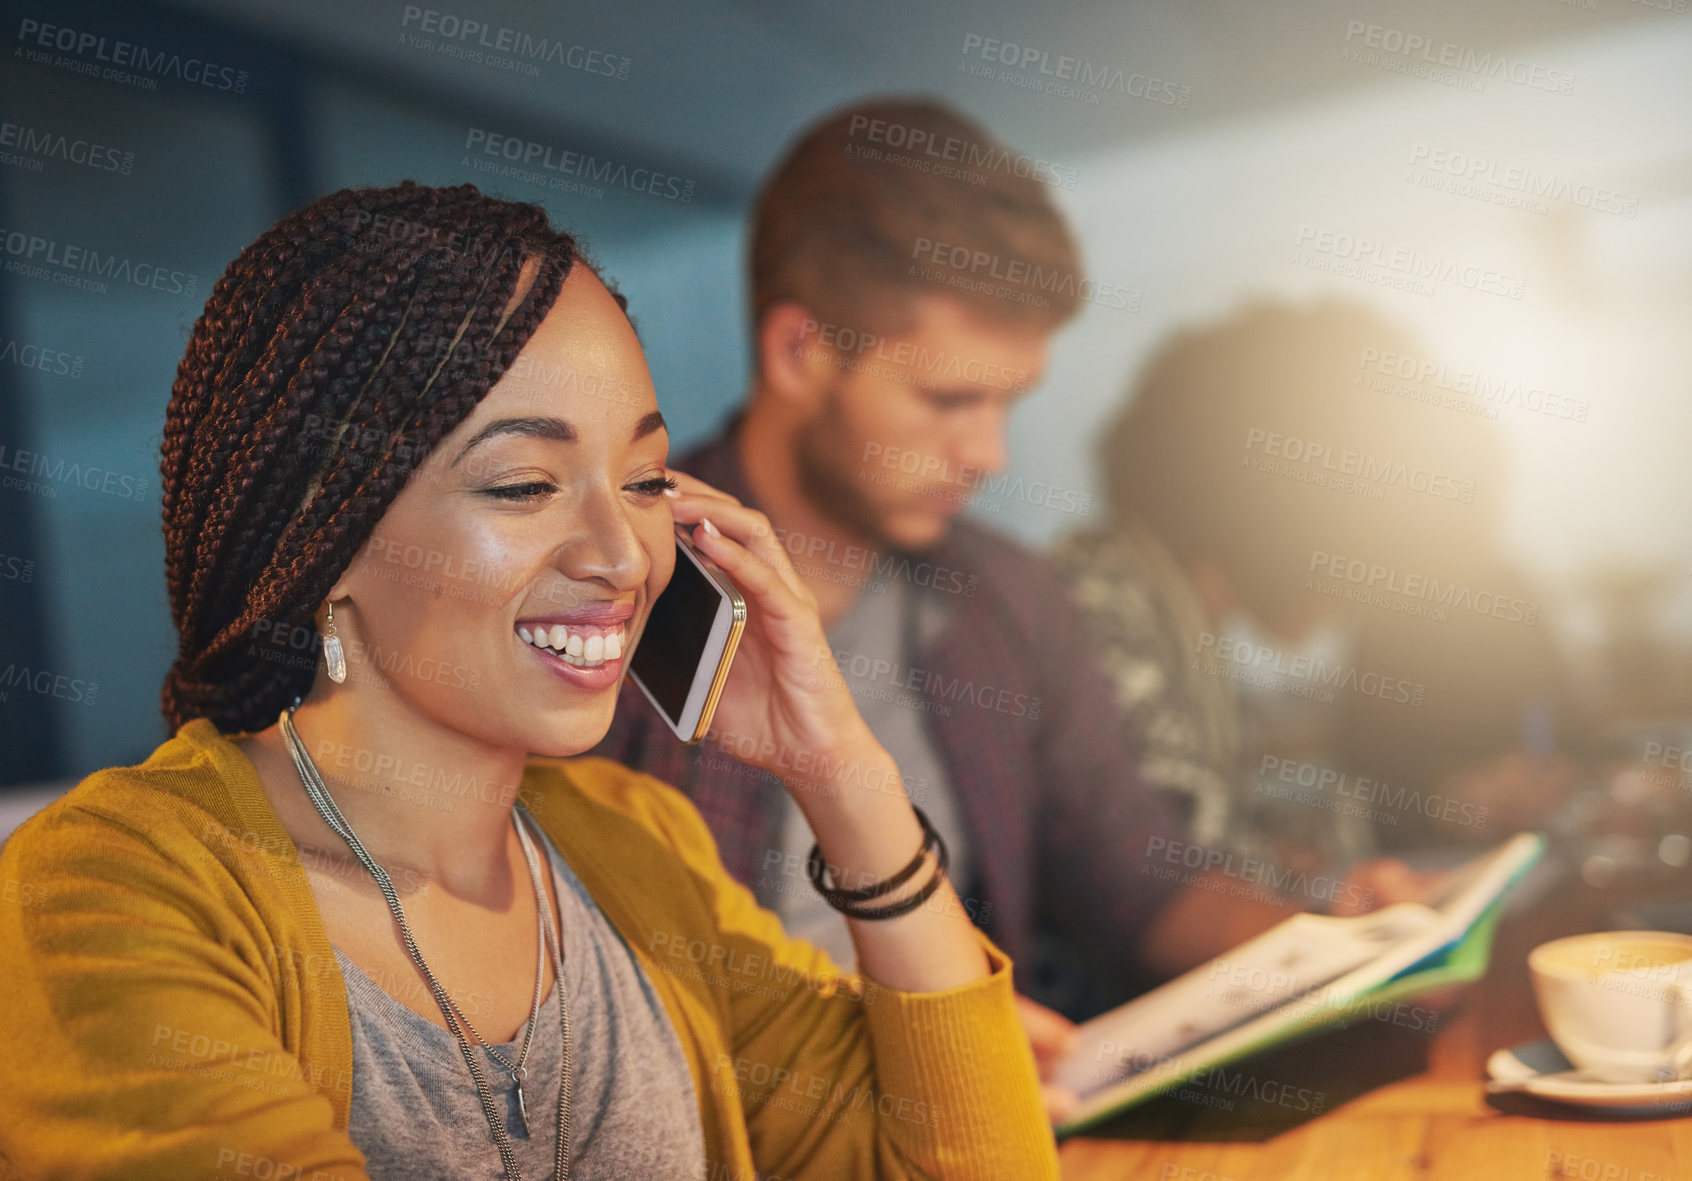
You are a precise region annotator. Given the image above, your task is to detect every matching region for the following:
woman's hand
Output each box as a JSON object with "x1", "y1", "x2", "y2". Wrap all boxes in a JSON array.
[
  {"x1": 662, "y1": 471, "x2": 880, "y2": 790},
  {"x1": 663, "y1": 471, "x2": 990, "y2": 994}
]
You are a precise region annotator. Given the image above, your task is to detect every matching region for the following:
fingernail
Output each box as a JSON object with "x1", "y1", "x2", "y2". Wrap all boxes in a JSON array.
[
  {"x1": 700, "y1": 517, "x2": 720, "y2": 538},
  {"x1": 663, "y1": 486, "x2": 681, "y2": 498}
]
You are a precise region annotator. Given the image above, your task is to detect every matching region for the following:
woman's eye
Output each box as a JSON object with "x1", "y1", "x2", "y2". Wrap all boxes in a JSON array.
[
  {"x1": 481, "y1": 481, "x2": 556, "y2": 502},
  {"x1": 628, "y1": 474, "x2": 679, "y2": 497}
]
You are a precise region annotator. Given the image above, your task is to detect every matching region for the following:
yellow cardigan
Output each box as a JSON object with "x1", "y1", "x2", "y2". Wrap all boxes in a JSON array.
[{"x1": 0, "y1": 720, "x2": 1059, "y2": 1180}]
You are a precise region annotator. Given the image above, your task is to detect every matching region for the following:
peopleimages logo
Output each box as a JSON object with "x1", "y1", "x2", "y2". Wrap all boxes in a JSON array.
[
  {"x1": 1141, "y1": 837, "x2": 1370, "y2": 912},
  {"x1": 0, "y1": 442, "x2": 148, "y2": 500},
  {"x1": 1340, "y1": 20, "x2": 1576, "y2": 95},
  {"x1": 1356, "y1": 346, "x2": 1589, "y2": 424},
  {"x1": 398, "y1": 7, "x2": 630, "y2": 80},
  {"x1": 0, "y1": 336, "x2": 83, "y2": 379},
  {"x1": 859, "y1": 441, "x2": 1096, "y2": 517},
  {"x1": 802, "y1": 318, "x2": 1031, "y2": 392},
  {"x1": 1294, "y1": 225, "x2": 1525, "y2": 301},
  {"x1": 0, "y1": 662, "x2": 97, "y2": 705},
  {"x1": 0, "y1": 551, "x2": 36, "y2": 583},
  {"x1": 0, "y1": 225, "x2": 200, "y2": 298},
  {"x1": 911, "y1": 237, "x2": 1141, "y2": 312},
  {"x1": 1242, "y1": 427, "x2": 1476, "y2": 504},
  {"x1": 1255, "y1": 755, "x2": 1488, "y2": 831},
  {"x1": 957, "y1": 33, "x2": 1192, "y2": 109},
  {"x1": 15, "y1": 18, "x2": 249, "y2": 92},
  {"x1": 819, "y1": 645, "x2": 1043, "y2": 720},
  {"x1": 462, "y1": 128, "x2": 694, "y2": 202},
  {"x1": 1408, "y1": 144, "x2": 1637, "y2": 219},
  {"x1": 1192, "y1": 629, "x2": 1426, "y2": 706},
  {"x1": 1307, "y1": 549, "x2": 1540, "y2": 626},
  {"x1": 845, "y1": 113, "x2": 1079, "y2": 190},
  {"x1": 0, "y1": 120, "x2": 134, "y2": 176}
]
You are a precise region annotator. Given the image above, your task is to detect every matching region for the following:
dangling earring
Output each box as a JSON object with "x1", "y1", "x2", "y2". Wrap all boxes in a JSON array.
[{"x1": 322, "y1": 602, "x2": 347, "y2": 684}]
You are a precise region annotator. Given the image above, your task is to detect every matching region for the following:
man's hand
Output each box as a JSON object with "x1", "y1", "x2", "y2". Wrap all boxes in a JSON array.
[
  {"x1": 1016, "y1": 993, "x2": 1081, "y2": 1126},
  {"x1": 1328, "y1": 857, "x2": 1429, "y2": 917},
  {"x1": 1441, "y1": 751, "x2": 1574, "y2": 831}
]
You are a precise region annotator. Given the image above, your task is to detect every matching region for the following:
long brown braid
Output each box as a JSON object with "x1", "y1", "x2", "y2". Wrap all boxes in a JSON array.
[{"x1": 160, "y1": 181, "x2": 605, "y2": 734}]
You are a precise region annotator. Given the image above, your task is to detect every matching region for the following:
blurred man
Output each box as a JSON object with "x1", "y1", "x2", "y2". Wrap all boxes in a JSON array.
[{"x1": 595, "y1": 99, "x2": 1380, "y2": 1114}]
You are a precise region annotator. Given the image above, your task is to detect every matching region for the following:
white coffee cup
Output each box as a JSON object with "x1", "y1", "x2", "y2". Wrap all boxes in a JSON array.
[{"x1": 1528, "y1": 930, "x2": 1692, "y2": 1085}]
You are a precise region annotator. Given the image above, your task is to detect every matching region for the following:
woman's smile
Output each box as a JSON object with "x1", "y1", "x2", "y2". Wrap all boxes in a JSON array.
[{"x1": 516, "y1": 600, "x2": 636, "y2": 690}]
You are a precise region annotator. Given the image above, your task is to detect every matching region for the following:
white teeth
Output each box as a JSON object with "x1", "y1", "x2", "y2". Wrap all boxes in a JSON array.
[{"x1": 519, "y1": 622, "x2": 624, "y2": 667}]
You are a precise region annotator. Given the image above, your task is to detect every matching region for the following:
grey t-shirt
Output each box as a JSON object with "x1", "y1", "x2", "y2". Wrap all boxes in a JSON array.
[
  {"x1": 757, "y1": 573, "x2": 972, "y2": 970},
  {"x1": 334, "y1": 811, "x2": 705, "y2": 1180}
]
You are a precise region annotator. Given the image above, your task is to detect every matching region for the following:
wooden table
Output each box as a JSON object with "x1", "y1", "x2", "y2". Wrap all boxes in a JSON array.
[{"x1": 1059, "y1": 862, "x2": 1692, "y2": 1181}]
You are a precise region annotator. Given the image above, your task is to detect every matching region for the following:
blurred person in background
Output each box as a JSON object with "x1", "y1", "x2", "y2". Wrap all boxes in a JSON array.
[
  {"x1": 594, "y1": 101, "x2": 1406, "y2": 1119},
  {"x1": 1051, "y1": 301, "x2": 1573, "y2": 889}
]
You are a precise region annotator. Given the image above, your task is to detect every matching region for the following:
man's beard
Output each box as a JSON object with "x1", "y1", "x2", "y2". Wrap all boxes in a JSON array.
[{"x1": 793, "y1": 381, "x2": 921, "y2": 556}]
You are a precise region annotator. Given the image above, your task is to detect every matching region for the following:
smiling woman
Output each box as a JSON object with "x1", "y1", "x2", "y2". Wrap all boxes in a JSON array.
[{"x1": 0, "y1": 183, "x2": 1058, "y2": 1180}]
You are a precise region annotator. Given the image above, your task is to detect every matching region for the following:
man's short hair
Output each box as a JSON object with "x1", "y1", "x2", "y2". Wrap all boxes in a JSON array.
[{"x1": 750, "y1": 97, "x2": 1083, "y2": 348}]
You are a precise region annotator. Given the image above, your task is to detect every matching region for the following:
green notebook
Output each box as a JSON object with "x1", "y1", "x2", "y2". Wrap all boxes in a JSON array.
[{"x1": 1055, "y1": 832, "x2": 1546, "y2": 1137}]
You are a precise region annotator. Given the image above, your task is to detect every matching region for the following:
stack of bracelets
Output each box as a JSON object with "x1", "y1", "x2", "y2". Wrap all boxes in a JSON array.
[{"x1": 807, "y1": 806, "x2": 950, "y2": 920}]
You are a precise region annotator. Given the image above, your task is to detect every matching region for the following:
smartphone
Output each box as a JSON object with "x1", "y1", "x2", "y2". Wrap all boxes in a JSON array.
[{"x1": 628, "y1": 526, "x2": 746, "y2": 743}]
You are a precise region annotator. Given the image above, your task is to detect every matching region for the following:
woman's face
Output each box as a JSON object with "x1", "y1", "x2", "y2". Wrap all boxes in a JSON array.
[{"x1": 327, "y1": 264, "x2": 676, "y2": 756}]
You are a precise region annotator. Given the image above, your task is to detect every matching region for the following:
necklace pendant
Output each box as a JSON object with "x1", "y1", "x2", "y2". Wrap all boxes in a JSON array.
[{"x1": 513, "y1": 1075, "x2": 532, "y2": 1139}]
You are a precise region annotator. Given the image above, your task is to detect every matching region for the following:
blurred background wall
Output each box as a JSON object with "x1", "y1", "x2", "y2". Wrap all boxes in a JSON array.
[{"x1": 2, "y1": 0, "x2": 1688, "y2": 787}]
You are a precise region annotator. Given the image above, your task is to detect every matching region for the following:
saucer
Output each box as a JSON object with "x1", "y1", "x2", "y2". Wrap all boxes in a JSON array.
[{"x1": 1486, "y1": 1039, "x2": 1692, "y2": 1113}]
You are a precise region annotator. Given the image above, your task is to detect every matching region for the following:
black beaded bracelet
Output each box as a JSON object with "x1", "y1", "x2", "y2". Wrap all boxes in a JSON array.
[
  {"x1": 807, "y1": 806, "x2": 950, "y2": 921},
  {"x1": 808, "y1": 806, "x2": 938, "y2": 904},
  {"x1": 834, "y1": 838, "x2": 950, "y2": 921}
]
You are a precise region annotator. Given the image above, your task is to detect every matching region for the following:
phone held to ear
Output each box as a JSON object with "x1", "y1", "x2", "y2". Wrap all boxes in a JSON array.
[{"x1": 628, "y1": 525, "x2": 747, "y2": 743}]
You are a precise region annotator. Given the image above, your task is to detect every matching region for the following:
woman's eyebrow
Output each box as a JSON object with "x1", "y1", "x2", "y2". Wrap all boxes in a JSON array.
[
  {"x1": 449, "y1": 411, "x2": 666, "y2": 467},
  {"x1": 450, "y1": 416, "x2": 575, "y2": 466}
]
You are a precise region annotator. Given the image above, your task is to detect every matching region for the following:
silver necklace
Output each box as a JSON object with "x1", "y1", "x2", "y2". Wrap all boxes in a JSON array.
[{"x1": 280, "y1": 706, "x2": 573, "y2": 1180}]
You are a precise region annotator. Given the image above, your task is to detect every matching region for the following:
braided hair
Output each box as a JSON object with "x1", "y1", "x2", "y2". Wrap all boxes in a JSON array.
[{"x1": 160, "y1": 181, "x2": 602, "y2": 734}]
